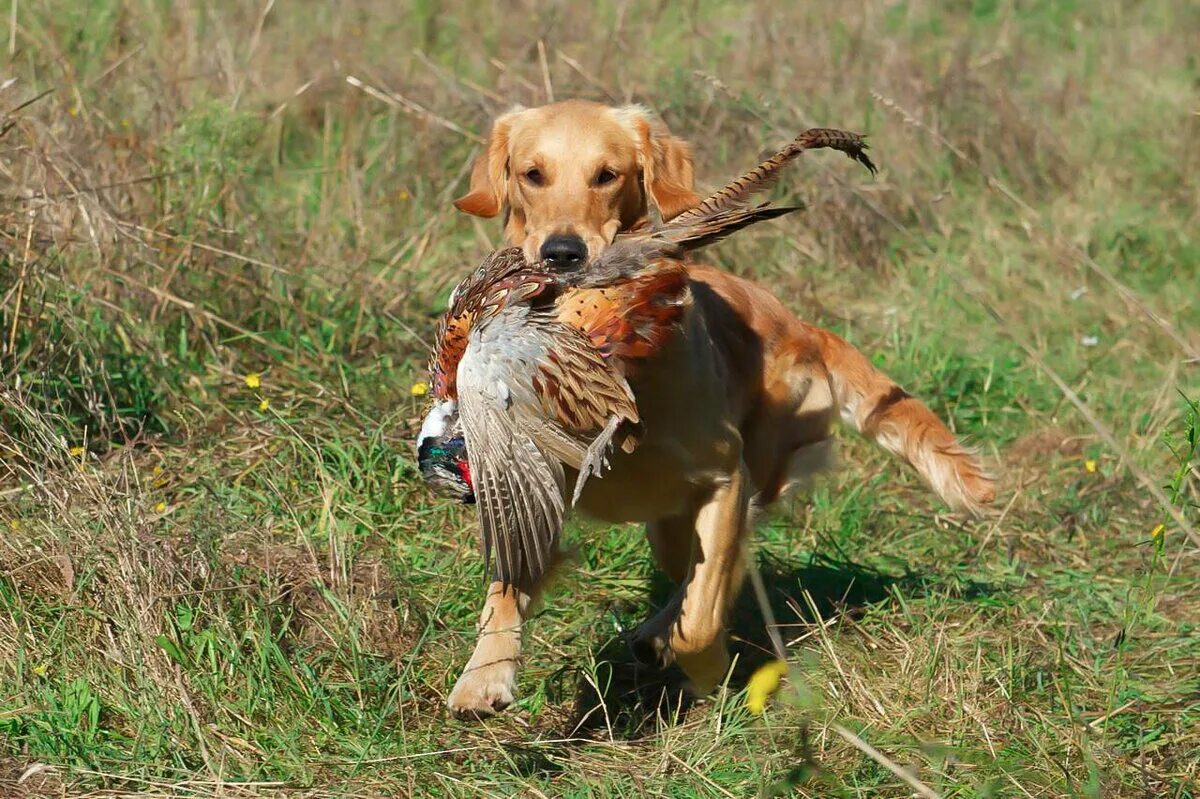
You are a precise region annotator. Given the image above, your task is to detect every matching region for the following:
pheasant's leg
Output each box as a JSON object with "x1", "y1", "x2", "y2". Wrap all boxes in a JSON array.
[
  {"x1": 571, "y1": 415, "x2": 622, "y2": 505},
  {"x1": 633, "y1": 464, "x2": 750, "y2": 694},
  {"x1": 447, "y1": 580, "x2": 535, "y2": 719}
]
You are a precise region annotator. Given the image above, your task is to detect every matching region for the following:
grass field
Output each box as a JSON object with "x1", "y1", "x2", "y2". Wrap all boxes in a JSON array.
[{"x1": 2, "y1": 1, "x2": 1199, "y2": 796}]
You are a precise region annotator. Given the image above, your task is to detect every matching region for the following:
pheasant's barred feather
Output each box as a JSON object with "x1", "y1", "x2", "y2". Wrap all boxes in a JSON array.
[
  {"x1": 670, "y1": 127, "x2": 875, "y2": 228},
  {"x1": 532, "y1": 326, "x2": 640, "y2": 440},
  {"x1": 654, "y1": 204, "x2": 801, "y2": 251}
]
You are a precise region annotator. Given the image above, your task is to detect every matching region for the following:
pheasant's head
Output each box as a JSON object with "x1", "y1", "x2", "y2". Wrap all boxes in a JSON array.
[{"x1": 416, "y1": 400, "x2": 474, "y2": 504}]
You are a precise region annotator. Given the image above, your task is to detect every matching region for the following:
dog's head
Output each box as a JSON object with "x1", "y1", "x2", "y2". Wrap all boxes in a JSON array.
[{"x1": 454, "y1": 100, "x2": 700, "y2": 267}]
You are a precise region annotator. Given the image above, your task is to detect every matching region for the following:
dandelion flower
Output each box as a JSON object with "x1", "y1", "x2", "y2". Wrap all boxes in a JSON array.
[
  {"x1": 244, "y1": 372, "x2": 262, "y2": 389},
  {"x1": 410, "y1": 381, "x2": 430, "y2": 397},
  {"x1": 32, "y1": 664, "x2": 48, "y2": 677},
  {"x1": 1084, "y1": 459, "x2": 1097, "y2": 473},
  {"x1": 746, "y1": 659, "x2": 789, "y2": 715},
  {"x1": 154, "y1": 501, "x2": 167, "y2": 514},
  {"x1": 69, "y1": 446, "x2": 85, "y2": 457},
  {"x1": 258, "y1": 398, "x2": 270, "y2": 412}
]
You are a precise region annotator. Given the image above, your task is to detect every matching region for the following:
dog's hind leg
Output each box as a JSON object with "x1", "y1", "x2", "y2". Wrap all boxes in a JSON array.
[
  {"x1": 645, "y1": 512, "x2": 696, "y2": 585},
  {"x1": 633, "y1": 463, "x2": 751, "y2": 694}
]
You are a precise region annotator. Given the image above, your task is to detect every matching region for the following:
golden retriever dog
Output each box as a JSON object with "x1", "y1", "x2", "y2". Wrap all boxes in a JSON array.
[
  {"x1": 454, "y1": 99, "x2": 700, "y2": 267},
  {"x1": 445, "y1": 102, "x2": 996, "y2": 719}
]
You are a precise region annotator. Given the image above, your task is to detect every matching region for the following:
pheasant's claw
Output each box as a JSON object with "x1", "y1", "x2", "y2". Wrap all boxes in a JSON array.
[
  {"x1": 571, "y1": 444, "x2": 609, "y2": 506},
  {"x1": 571, "y1": 416, "x2": 621, "y2": 505}
]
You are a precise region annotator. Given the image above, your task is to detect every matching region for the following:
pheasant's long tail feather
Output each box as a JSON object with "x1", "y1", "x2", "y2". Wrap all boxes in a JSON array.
[{"x1": 670, "y1": 127, "x2": 875, "y2": 228}]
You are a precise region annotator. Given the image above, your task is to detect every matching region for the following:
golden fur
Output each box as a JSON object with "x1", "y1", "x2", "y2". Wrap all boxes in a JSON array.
[{"x1": 445, "y1": 102, "x2": 995, "y2": 718}]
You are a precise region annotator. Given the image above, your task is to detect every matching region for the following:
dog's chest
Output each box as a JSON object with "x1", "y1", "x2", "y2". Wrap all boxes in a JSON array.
[{"x1": 573, "y1": 312, "x2": 743, "y2": 523}]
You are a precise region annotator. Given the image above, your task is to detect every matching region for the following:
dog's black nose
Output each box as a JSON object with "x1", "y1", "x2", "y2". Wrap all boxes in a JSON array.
[{"x1": 539, "y1": 234, "x2": 587, "y2": 268}]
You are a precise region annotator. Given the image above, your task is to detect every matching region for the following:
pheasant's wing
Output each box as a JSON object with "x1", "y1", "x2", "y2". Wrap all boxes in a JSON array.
[
  {"x1": 528, "y1": 320, "x2": 641, "y2": 502},
  {"x1": 431, "y1": 248, "x2": 554, "y2": 399},
  {"x1": 458, "y1": 322, "x2": 566, "y2": 586},
  {"x1": 457, "y1": 308, "x2": 639, "y2": 585}
]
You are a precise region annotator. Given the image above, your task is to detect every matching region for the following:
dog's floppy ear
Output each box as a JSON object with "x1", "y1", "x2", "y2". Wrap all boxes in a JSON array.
[
  {"x1": 454, "y1": 107, "x2": 525, "y2": 218},
  {"x1": 617, "y1": 106, "x2": 702, "y2": 221}
]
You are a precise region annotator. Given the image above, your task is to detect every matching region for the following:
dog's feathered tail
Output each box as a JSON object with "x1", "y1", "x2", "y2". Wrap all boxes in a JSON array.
[{"x1": 817, "y1": 329, "x2": 996, "y2": 516}]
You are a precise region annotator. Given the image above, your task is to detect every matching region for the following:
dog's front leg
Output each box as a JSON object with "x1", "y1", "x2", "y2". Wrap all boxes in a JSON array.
[
  {"x1": 635, "y1": 463, "x2": 750, "y2": 694},
  {"x1": 447, "y1": 580, "x2": 534, "y2": 719}
]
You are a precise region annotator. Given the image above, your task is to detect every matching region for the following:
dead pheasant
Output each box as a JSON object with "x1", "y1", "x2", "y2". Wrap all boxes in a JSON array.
[{"x1": 417, "y1": 128, "x2": 875, "y2": 585}]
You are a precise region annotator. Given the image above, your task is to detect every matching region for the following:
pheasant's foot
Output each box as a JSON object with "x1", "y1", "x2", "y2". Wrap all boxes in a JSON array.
[{"x1": 571, "y1": 415, "x2": 620, "y2": 504}]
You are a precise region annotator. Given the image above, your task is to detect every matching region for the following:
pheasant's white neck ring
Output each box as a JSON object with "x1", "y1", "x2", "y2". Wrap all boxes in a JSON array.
[{"x1": 417, "y1": 400, "x2": 459, "y2": 448}]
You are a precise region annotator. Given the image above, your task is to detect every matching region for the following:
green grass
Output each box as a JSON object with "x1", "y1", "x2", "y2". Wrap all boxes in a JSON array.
[{"x1": 2, "y1": 1, "x2": 1199, "y2": 796}]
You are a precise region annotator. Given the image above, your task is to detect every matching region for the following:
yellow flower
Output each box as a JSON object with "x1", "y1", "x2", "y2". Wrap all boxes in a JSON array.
[
  {"x1": 1151, "y1": 523, "x2": 1165, "y2": 542},
  {"x1": 746, "y1": 659, "x2": 789, "y2": 715},
  {"x1": 244, "y1": 372, "x2": 262, "y2": 389},
  {"x1": 69, "y1": 446, "x2": 85, "y2": 457},
  {"x1": 258, "y1": 398, "x2": 270, "y2": 412},
  {"x1": 8, "y1": 519, "x2": 18, "y2": 531},
  {"x1": 154, "y1": 501, "x2": 167, "y2": 514},
  {"x1": 396, "y1": 188, "x2": 411, "y2": 202},
  {"x1": 410, "y1": 381, "x2": 430, "y2": 397},
  {"x1": 1084, "y1": 459, "x2": 1097, "y2": 473},
  {"x1": 32, "y1": 663, "x2": 48, "y2": 677},
  {"x1": 151, "y1": 465, "x2": 163, "y2": 475}
]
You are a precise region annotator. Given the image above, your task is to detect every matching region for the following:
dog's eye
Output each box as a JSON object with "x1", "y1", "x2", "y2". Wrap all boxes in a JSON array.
[
  {"x1": 594, "y1": 168, "x2": 618, "y2": 186},
  {"x1": 523, "y1": 168, "x2": 544, "y2": 186}
]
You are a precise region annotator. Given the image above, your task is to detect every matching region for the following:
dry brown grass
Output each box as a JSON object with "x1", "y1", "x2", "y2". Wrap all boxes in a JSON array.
[{"x1": 2, "y1": 1, "x2": 1198, "y2": 796}]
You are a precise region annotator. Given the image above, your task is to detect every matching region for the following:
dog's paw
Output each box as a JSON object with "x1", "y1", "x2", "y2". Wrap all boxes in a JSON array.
[
  {"x1": 631, "y1": 610, "x2": 731, "y2": 696},
  {"x1": 673, "y1": 645, "x2": 731, "y2": 696},
  {"x1": 630, "y1": 610, "x2": 676, "y2": 669},
  {"x1": 447, "y1": 660, "x2": 517, "y2": 720}
]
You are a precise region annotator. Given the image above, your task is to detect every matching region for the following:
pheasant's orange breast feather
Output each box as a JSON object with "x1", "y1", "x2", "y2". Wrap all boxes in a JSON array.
[
  {"x1": 556, "y1": 261, "x2": 689, "y2": 361},
  {"x1": 433, "y1": 256, "x2": 688, "y2": 399}
]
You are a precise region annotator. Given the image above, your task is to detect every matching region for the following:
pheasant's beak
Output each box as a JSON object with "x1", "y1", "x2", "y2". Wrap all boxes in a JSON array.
[{"x1": 415, "y1": 400, "x2": 473, "y2": 504}]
